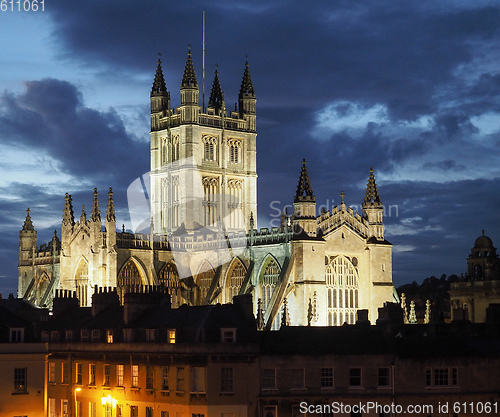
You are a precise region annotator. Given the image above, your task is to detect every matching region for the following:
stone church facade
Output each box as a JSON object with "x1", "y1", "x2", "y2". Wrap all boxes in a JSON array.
[{"x1": 18, "y1": 52, "x2": 394, "y2": 327}]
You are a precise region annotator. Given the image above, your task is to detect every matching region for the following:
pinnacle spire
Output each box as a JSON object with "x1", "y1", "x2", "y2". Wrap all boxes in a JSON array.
[
  {"x1": 106, "y1": 187, "x2": 116, "y2": 222},
  {"x1": 239, "y1": 59, "x2": 255, "y2": 98},
  {"x1": 22, "y1": 208, "x2": 34, "y2": 231},
  {"x1": 363, "y1": 167, "x2": 381, "y2": 206},
  {"x1": 208, "y1": 69, "x2": 223, "y2": 113},
  {"x1": 80, "y1": 205, "x2": 87, "y2": 224},
  {"x1": 181, "y1": 49, "x2": 198, "y2": 88},
  {"x1": 91, "y1": 188, "x2": 101, "y2": 222},
  {"x1": 294, "y1": 159, "x2": 315, "y2": 203},
  {"x1": 62, "y1": 193, "x2": 75, "y2": 227},
  {"x1": 151, "y1": 54, "x2": 168, "y2": 97}
]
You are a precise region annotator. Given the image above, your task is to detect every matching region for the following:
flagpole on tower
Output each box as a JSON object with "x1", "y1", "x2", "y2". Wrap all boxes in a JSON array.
[{"x1": 202, "y1": 10, "x2": 206, "y2": 112}]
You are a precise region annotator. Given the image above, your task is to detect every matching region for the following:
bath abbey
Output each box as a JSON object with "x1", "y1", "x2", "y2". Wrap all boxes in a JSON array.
[{"x1": 17, "y1": 52, "x2": 395, "y2": 327}]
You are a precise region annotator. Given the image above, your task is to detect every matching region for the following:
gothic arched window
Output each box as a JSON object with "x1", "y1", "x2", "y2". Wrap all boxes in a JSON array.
[
  {"x1": 226, "y1": 259, "x2": 246, "y2": 302},
  {"x1": 159, "y1": 262, "x2": 185, "y2": 308},
  {"x1": 227, "y1": 179, "x2": 243, "y2": 230},
  {"x1": 172, "y1": 135, "x2": 180, "y2": 162},
  {"x1": 118, "y1": 259, "x2": 144, "y2": 302},
  {"x1": 202, "y1": 177, "x2": 219, "y2": 226},
  {"x1": 196, "y1": 262, "x2": 215, "y2": 305},
  {"x1": 326, "y1": 256, "x2": 359, "y2": 325},
  {"x1": 75, "y1": 259, "x2": 90, "y2": 307},
  {"x1": 203, "y1": 135, "x2": 217, "y2": 161},
  {"x1": 228, "y1": 139, "x2": 241, "y2": 164},
  {"x1": 260, "y1": 257, "x2": 281, "y2": 330}
]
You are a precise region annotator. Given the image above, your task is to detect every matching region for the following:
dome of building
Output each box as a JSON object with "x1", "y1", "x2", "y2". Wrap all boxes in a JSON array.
[{"x1": 474, "y1": 230, "x2": 494, "y2": 249}]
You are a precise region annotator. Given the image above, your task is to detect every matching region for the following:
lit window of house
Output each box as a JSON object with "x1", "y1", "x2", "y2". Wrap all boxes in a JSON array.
[
  {"x1": 168, "y1": 329, "x2": 176, "y2": 344},
  {"x1": 106, "y1": 330, "x2": 113, "y2": 343},
  {"x1": 89, "y1": 364, "x2": 96, "y2": 386},
  {"x1": 76, "y1": 363, "x2": 83, "y2": 385},
  {"x1": 131, "y1": 365, "x2": 139, "y2": 388},
  {"x1": 116, "y1": 365, "x2": 124, "y2": 387},
  {"x1": 61, "y1": 399, "x2": 69, "y2": 417},
  {"x1": 103, "y1": 364, "x2": 110, "y2": 386}
]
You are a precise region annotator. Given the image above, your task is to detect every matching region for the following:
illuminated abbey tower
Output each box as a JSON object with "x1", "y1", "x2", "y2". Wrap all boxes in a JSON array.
[{"x1": 18, "y1": 51, "x2": 395, "y2": 327}]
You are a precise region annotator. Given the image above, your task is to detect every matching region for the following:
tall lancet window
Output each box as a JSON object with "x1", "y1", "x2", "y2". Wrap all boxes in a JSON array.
[
  {"x1": 203, "y1": 135, "x2": 217, "y2": 161},
  {"x1": 161, "y1": 177, "x2": 169, "y2": 231},
  {"x1": 117, "y1": 259, "x2": 144, "y2": 303},
  {"x1": 196, "y1": 261, "x2": 215, "y2": 305},
  {"x1": 226, "y1": 259, "x2": 246, "y2": 302},
  {"x1": 172, "y1": 135, "x2": 180, "y2": 162},
  {"x1": 162, "y1": 137, "x2": 168, "y2": 165},
  {"x1": 159, "y1": 262, "x2": 184, "y2": 308},
  {"x1": 228, "y1": 139, "x2": 241, "y2": 164},
  {"x1": 202, "y1": 177, "x2": 219, "y2": 227},
  {"x1": 227, "y1": 179, "x2": 243, "y2": 230},
  {"x1": 260, "y1": 258, "x2": 281, "y2": 330},
  {"x1": 75, "y1": 259, "x2": 89, "y2": 307},
  {"x1": 326, "y1": 256, "x2": 359, "y2": 326},
  {"x1": 172, "y1": 176, "x2": 180, "y2": 229}
]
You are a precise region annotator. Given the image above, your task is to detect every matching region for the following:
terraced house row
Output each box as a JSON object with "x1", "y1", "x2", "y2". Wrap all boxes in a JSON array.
[{"x1": 1, "y1": 287, "x2": 500, "y2": 417}]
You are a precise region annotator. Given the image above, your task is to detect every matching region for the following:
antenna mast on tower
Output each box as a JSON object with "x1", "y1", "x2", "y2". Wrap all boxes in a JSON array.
[{"x1": 202, "y1": 10, "x2": 206, "y2": 112}]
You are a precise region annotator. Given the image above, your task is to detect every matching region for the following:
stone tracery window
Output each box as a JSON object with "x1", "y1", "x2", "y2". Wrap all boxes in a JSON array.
[
  {"x1": 226, "y1": 259, "x2": 246, "y2": 302},
  {"x1": 227, "y1": 179, "x2": 243, "y2": 230},
  {"x1": 326, "y1": 256, "x2": 359, "y2": 326},
  {"x1": 228, "y1": 139, "x2": 241, "y2": 164},
  {"x1": 203, "y1": 135, "x2": 217, "y2": 161},
  {"x1": 202, "y1": 176, "x2": 219, "y2": 226},
  {"x1": 196, "y1": 261, "x2": 215, "y2": 305},
  {"x1": 159, "y1": 262, "x2": 184, "y2": 308},
  {"x1": 117, "y1": 259, "x2": 144, "y2": 302},
  {"x1": 260, "y1": 257, "x2": 281, "y2": 330},
  {"x1": 75, "y1": 259, "x2": 90, "y2": 307},
  {"x1": 172, "y1": 135, "x2": 180, "y2": 162},
  {"x1": 36, "y1": 273, "x2": 50, "y2": 304}
]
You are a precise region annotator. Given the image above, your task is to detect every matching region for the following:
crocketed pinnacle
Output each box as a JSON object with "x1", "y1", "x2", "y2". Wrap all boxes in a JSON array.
[
  {"x1": 151, "y1": 55, "x2": 168, "y2": 97},
  {"x1": 294, "y1": 159, "x2": 315, "y2": 203},
  {"x1": 62, "y1": 193, "x2": 75, "y2": 227},
  {"x1": 22, "y1": 208, "x2": 34, "y2": 231},
  {"x1": 91, "y1": 188, "x2": 101, "y2": 222},
  {"x1": 363, "y1": 167, "x2": 382, "y2": 206},
  {"x1": 106, "y1": 187, "x2": 116, "y2": 222},
  {"x1": 239, "y1": 60, "x2": 255, "y2": 98},
  {"x1": 80, "y1": 205, "x2": 87, "y2": 224},
  {"x1": 208, "y1": 69, "x2": 223, "y2": 113},
  {"x1": 181, "y1": 49, "x2": 198, "y2": 88}
]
